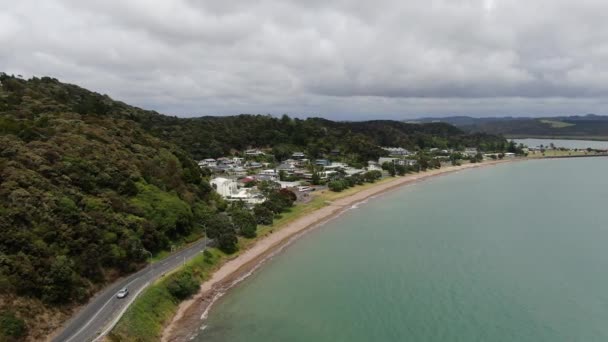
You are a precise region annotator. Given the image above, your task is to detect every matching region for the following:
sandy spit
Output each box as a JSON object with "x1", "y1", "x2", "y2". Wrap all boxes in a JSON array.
[{"x1": 161, "y1": 160, "x2": 514, "y2": 341}]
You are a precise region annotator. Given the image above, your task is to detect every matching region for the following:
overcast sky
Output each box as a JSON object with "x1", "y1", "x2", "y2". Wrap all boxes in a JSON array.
[{"x1": 2, "y1": 0, "x2": 608, "y2": 120}]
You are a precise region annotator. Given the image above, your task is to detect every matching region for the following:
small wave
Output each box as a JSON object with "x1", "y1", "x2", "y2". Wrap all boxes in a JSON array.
[
  {"x1": 349, "y1": 198, "x2": 368, "y2": 209},
  {"x1": 200, "y1": 292, "x2": 225, "y2": 320}
]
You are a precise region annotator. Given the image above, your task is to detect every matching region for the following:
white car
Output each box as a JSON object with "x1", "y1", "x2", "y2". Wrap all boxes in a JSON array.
[{"x1": 116, "y1": 287, "x2": 129, "y2": 299}]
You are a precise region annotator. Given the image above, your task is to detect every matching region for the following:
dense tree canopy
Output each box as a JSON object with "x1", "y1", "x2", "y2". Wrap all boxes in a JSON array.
[
  {"x1": 140, "y1": 115, "x2": 508, "y2": 162},
  {"x1": 0, "y1": 74, "x2": 222, "y2": 338}
]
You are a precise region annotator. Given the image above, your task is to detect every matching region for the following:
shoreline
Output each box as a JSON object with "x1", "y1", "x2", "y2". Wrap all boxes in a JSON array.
[
  {"x1": 506, "y1": 135, "x2": 608, "y2": 142},
  {"x1": 161, "y1": 159, "x2": 515, "y2": 341}
]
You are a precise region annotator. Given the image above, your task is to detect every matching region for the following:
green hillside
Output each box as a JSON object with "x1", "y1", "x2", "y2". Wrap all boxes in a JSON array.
[{"x1": 0, "y1": 74, "x2": 219, "y2": 339}]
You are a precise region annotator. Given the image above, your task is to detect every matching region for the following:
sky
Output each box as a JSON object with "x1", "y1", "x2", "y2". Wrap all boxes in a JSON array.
[{"x1": 2, "y1": 0, "x2": 608, "y2": 120}]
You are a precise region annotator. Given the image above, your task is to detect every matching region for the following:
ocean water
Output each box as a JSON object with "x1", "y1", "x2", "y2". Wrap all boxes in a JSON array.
[
  {"x1": 514, "y1": 138, "x2": 608, "y2": 150},
  {"x1": 195, "y1": 158, "x2": 608, "y2": 342}
]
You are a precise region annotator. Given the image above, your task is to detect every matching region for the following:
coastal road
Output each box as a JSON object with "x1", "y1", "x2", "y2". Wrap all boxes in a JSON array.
[{"x1": 52, "y1": 238, "x2": 209, "y2": 342}]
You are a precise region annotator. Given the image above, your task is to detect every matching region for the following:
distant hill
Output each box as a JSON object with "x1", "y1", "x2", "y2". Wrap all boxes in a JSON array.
[{"x1": 412, "y1": 115, "x2": 608, "y2": 140}]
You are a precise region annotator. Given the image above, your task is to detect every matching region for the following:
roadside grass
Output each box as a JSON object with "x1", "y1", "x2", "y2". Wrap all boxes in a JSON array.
[
  {"x1": 108, "y1": 249, "x2": 226, "y2": 342},
  {"x1": 539, "y1": 119, "x2": 575, "y2": 128}
]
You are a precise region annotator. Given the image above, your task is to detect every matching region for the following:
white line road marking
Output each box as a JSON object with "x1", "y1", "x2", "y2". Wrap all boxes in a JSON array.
[
  {"x1": 124, "y1": 276, "x2": 141, "y2": 288},
  {"x1": 92, "y1": 281, "x2": 151, "y2": 342},
  {"x1": 63, "y1": 277, "x2": 139, "y2": 342}
]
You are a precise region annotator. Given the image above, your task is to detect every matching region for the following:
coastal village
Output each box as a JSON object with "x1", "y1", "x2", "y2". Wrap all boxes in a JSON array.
[
  {"x1": 201, "y1": 146, "x2": 519, "y2": 204},
  {"x1": 202, "y1": 141, "x2": 608, "y2": 204}
]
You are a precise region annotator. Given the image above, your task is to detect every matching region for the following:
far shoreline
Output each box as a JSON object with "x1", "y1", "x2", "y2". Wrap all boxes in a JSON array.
[
  {"x1": 161, "y1": 159, "x2": 519, "y2": 341},
  {"x1": 506, "y1": 135, "x2": 608, "y2": 142}
]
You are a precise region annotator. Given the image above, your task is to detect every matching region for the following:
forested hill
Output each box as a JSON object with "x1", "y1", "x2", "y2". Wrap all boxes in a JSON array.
[
  {"x1": 139, "y1": 115, "x2": 508, "y2": 162},
  {"x1": 0, "y1": 74, "x2": 505, "y2": 338},
  {"x1": 0, "y1": 74, "x2": 218, "y2": 338},
  {"x1": 413, "y1": 115, "x2": 608, "y2": 140}
]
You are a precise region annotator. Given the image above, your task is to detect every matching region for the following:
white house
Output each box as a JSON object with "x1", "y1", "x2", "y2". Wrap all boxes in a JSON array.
[
  {"x1": 378, "y1": 157, "x2": 417, "y2": 166},
  {"x1": 327, "y1": 162, "x2": 348, "y2": 170},
  {"x1": 260, "y1": 169, "x2": 277, "y2": 176},
  {"x1": 210, "y1": 177, "x2": 238, "y2": 198},
  {"x1": 228, "y1": 189, "x2": 266, "y2": 204},
  {"x1": 382, "y1": 147, "x2": 412, "y2": 156},
  {"x1": 245, "y1": 149, "x2": 265, "y2": 156},
  {"x1": 464, "y1": 147, "x2": 478, "y2": 156},
  {"x1": 344, "y1": 167, "x2": 365, "y2": 176},
  {"x1": 198, "y1": 158, "x2": 217, "y2": 168},
  {"x1": 278, "y1": 181, "x2": 301, "y2": 189},
  {"x1": 367, "y1": 161, "x2": 381, "y2": 171},
  {"x1": 378, "y1": 157, "x2": 398, "y2": 165}
]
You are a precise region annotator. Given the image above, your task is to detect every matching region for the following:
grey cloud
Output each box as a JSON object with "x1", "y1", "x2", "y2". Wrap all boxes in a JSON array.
[{"x1": 2, "y1": 0, "x2": 608, "y2": 119}]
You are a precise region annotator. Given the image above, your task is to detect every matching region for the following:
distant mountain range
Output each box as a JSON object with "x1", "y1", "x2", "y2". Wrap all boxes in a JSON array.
[{"x1": 410, "y1": 115, "x2": 608, "y2": 140}]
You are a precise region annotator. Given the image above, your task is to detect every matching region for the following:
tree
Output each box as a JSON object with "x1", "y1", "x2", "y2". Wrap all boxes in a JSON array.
[
  {"x1": 0, "y1": 311, "x2": 27, "y2": 339},
  {"x1": 278, "y1": 170, "x2": 287, "y2": 181},
  {"x1": 257, "y1": 180, "x2": 280, "y2": 197},
  {"x1": 218, "y1": 230, "x2": 238, "y2": 254},
  {"x1": 278, "y1": 188, "x2": 297, "y2": 204},
  {"x1": 395, "y1": 164, "x2": 407, "y2": 176},
  {"x1": 231, "y1": 209, "x2": 257, "y2": 238},
  {"x1": 204, "y1": 214, "x2": 238, "y2": 253},
  {"x1": 204, "y1": 214, "x2": 231, "y2": 240},
  {"x1": 382, "y1": 162, "x2": 396, "y2": 177},
  {"x1": 363, "y1": 170, "x2": 382, "y2": 183},
  {"x1": 311, "y1": 169, "x2": 321, "y2": 185},
  {"x1": 166, "y1": 269, "x2": 199, "y2": 300},
  {"x1": 42, "y1": 256, "x2": 80, "y2": 304},
  {"x1": 328, "y1": 180, "x2": 346, "y2": 192},
  {"x1": 253, "y1": 205, "x2": 274, "y2": 225}
]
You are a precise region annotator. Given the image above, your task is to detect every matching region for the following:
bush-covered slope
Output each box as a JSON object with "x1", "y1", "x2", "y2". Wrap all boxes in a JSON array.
[{"x1": 0, "y1": 74, "x2": 217, "y2": 339}]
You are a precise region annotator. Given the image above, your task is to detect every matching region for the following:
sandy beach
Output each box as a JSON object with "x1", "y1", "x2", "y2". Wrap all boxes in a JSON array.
[{"x1": 162, "y1": 159, "x2": 514, "y2": 341}]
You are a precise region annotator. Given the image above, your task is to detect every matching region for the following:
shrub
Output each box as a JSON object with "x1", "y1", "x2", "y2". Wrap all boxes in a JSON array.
[
  {"x1": 231, "y1": 209, "x2": 257, "y2": 238},
  {"x1": 328, "y1": 180, "x2": 346, "y2": 192},
  {"x1": 166, "y1": 270, "x2": 199, "y2": 300},
  {"x1": 203, "y1": 250, "x2": 214, "y2": 264},
  {"x1": 363, "y1": 170, "x2": 382, "y2": 183},
  {"x1": 218, "y1": 231, "x2": 238, "y2": 254},
  {"x1": 253, "y1": 205, "x2": 274, "y2": 225},
  {"x1": 0, "y1": 311, "x2": 27, "y2": 339}
]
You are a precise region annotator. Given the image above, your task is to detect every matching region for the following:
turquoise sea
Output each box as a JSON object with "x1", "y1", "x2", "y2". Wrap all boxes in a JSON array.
[{"x1": 196, "y1": 158, "x2": 608, "y2": 342}]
